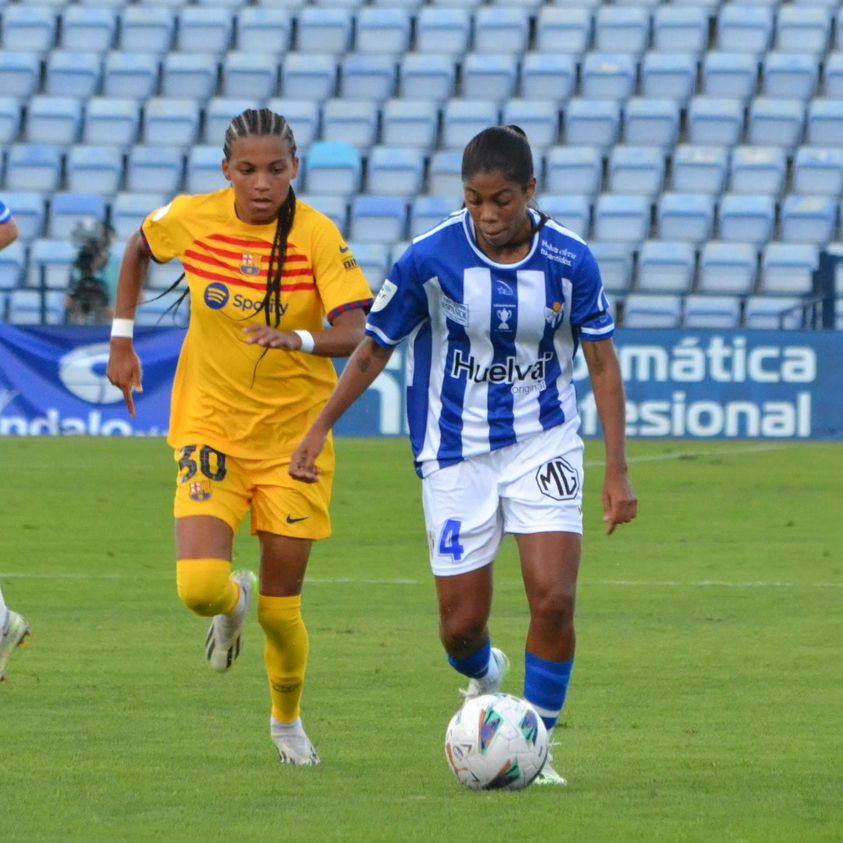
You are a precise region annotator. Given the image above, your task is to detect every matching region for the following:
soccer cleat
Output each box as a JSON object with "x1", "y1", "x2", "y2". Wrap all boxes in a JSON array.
[
  {"x1": 271, "y1": 719, "x2": 321, "y2": 767},
  {"x1": 534, "y1": 748, "x2": 568, "y2": 786},
  {"x1": 0, "y1": 610, "x2": 31, "y2": 683},
  {"x1": 460, "y1": 647, "x2": 510, "y2": 700},
  {"x1": 205, "y1": 570, "x2": 256, "y2": 673}
]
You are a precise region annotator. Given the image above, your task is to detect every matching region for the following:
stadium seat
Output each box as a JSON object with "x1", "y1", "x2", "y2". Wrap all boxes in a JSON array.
[
  {"x1": 26, "y1": 239, "x2": 77, "y2": 290},
  {"x1": 608, "y1": 146, "x2": 664, "y2": 196},
  {"x1": 701, "y1": 52, "x2": 759, "y2": 101},
  {"x1": 760, "y1": 242, "x2": 818, "y2": 295},
  {"x1": 780, "y1": 196, "x2": 837, "y2": 245},
  {"x1": 410, "y1": 196, "x2": 454, "y2": 237},
  {"x1": 0, "y1": 242, "x2": 25, "y2": 290},
  {"x1": 825, "y1": 53, "x2": 843, "y2": 99},
  {"x1": 636, "y1": 241, "x2": 695, "y2": 293},
  {"x1": 103, "y1": 53, "x2": 160, "y2": 100},
  {"x1": 775, "y1": 6, "x2": 830, "y2": 55},
  {"x1": 729, "y1": 146, "x2": 787, "y2": 196},
  {"x1": 350, "y1": 196, "x2": 407, "y2": 244},
  {"x1": 519, "y1": 54, "x2": 576, "y2": 102},
  {"x1": 296, "y1": 8, "x2": 352, "y2": 55},
  {"x1": 622, "y1": 293, "x2": 682, "y2": 328},
  {"x1": 313, "y1": 0, "x2": 365, "y2": 10},
  {"x1": 0, "y1": 97, "x2": 19, "y2": 145},
  {"x1": 653, "y1": 6, "x2": 707, "y2": 54},
  {"x1": 718, "y1": 194, "x2": 776, "y2": 245},
  {"x1": 221, "y1": 53, "x2": 278, "y2": 100},
  {"x1": 0, "y1": 53, "x2": 41, "y2": 99},
  {"x1": 236, "y1": 8, "x2": 291, "y2": 54},
  {"x1": 321, "y1": 99, "x2": 379, "y2": 148},
  {"x1": 399, "y1": 54, "x2": 455, "y2": 102},
  {"x1": 442, "y1": 100, "x2": 499, "y2": 149},
  {"x1": 263, "y1": 99, "x2": 321, "y2": 148},
  {"x1": 282, "y1": 54, "x2": 338, "y2": 101},
  {"x1": 747, "y1": 98, "x2": 805, "y2": 149},
  {"x1": 428, "y1": 150, "x2": 463, "y2": 198},
  {"x1": 66, "y1": 146, "x2": 123, "y2": 194},
  {"x1": 717, "y1": 5, "x2": 773, "y2": 54},
  {"x1": 564, "y1": 99, "x2": 620, "y2": 148},
  {"x1": 687, "y1": 97, "x2": 745, "y2": 146},
  {"x1": 61, "y1": 7, "x2": 117, "y2": 53},
  {"x1": 536, "y1": 8, "x2": 592, "y2": 56},
  {"x1": 622, "y1": 98, "x2": 680, "y2": 148},
  {"x1": 698, "y1": 241, "x2": 757, "y2": 294},
  {"x1": 416, "y1": 9, "x2": 471, "y2": 56},
  {"x1": 2, "y1": 6, "x2": 57, "y2": 54},
  {"x1": 641, "y1": 53, "x2": 697, "y2": 103},
  {"x1": 127, "y1": 146, "x2": 184, "y2": 194},
  {"x1": 369, "y1": 0, "x2": 421, "y2": 10},
  {"x1": 349, "y1": 243, "x2": 389, "y2": 292},
  {"x1": 683, "y1": 295, "x2": 741, "y2": 329},
  {"x1": 6, "y1": 145, "x2": 63, "y2": 192},
  {"x1": 340, "y1": 55, "x2": 397, "y2": 101},
  {"x1": 8, "y1": 290, "x2": 66, "y2": 326},
  {"x1": 0, "y1": 193, "x2": 45, "y2": 242},
  {"x1": 186, "y1": 147, "x2": 227, "y2": 194},
  {"x1": 111, "y1": 193, "x2": 166, "y2": 240},
  {"x1": 474, "y1": 7, "x2": 529, "y2": 55},
  {"x1": 48, "y1": 193, "x2": 106, "y2": 240},
  {"x1": 45, "y1": 52, "x2": 101, "y2": 99},
  {"x1": 119, "y1": 8, "x2": 175, "y2": 54},
  {"x1": 671, "y1": 146, "x2": 728, "y2": 195},
  {"x1": 807, "y1": 99, "x2": 843, "y2": 147},
  {"x1": 298, "y1": 194, "x2": 348, "y2": 231},
  {"x1": 582, "y1": 53, "x2": 637, "y2": 101},
  {"x1": 594, "y1": 7, "x2": 650, "y2": 54},
  {"x1": 594, "y1": 194, "x2": 650, "y2": 243},
  {"x1": 84, "y1": 98, "x2": 140, "y2": 147},
  {"x1": 744, "y1": 296, "x2": 803, "y2": 330},
  {"x1": 762, "y1": 53, "x2": 818, "y2": 101},
  {"x1": 144, "y1": 99, "x2": 201, "y2": 148},
  {"x1": 162, "y1": 54, "x2": 219, "y2": 101},
  {"x1": 502, "y1": 100, "x2": 559, "y2": 150},
  {"x1": 381, "y1": 99, "x2": 439, "y2": 149},
  {"x1": 462, "y1": 55, "x2": 518, "y2": 102},
  {"x1": 657, "y1": 193, "x2": 715, "y2": 243},
  {"x1": 135, "y1": 291, "x2": 189, "y2": 328},
  {"x1": 539, "y1": 196, "x2": 591, "y2": 239},
  {"x1": 355, "y1": 8, "x2": 411, "y2": 55},
  {"x1": 366, "y1": 147, "x2": 425, "y2": 196},
  {"x1": 792, "y1": 147, "x2": 843, "y2": 197},
  {"x1": 589, "y1": 241, "x2": 635, "y2": 293},
  {"x1": 177, "y1": 8, "x2": 232, "y2": 54},
  {"x1": 304, "y1": 141, "x2": 361, "y2": 195}
]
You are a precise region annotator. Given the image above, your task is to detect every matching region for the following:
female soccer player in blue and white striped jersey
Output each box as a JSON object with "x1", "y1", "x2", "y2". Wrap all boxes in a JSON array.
[{"x1": 284, "y1": 126, "x2": 638, "y2": 784}]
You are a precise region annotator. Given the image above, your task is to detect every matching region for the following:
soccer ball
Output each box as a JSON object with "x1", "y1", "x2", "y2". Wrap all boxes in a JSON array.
[{"x1": 445, "y1": 693, "x2": 548, "y2": 790}]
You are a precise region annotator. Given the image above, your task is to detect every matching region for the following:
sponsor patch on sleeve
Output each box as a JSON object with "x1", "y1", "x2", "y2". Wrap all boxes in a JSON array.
[{"x1": 371, "y1": 279, "x2": 398, "y2": 313}]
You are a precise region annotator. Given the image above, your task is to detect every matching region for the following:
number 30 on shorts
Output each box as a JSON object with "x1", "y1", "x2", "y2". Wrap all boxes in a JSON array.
[
  {"x1": 438, "y1": 519, "x2": 465, "y2": 562},
  {"x1": 178, "y1": 445, "x2": 227, "y2": 484}
]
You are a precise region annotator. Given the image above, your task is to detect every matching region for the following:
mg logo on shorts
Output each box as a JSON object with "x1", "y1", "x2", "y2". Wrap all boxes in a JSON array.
[{"x1": 536, "y1": 457, "x2": 580, "y2": 501}]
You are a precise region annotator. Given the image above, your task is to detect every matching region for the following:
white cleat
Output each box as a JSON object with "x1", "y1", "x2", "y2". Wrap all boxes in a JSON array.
[
  {"x1": 271, "y1": 719, "x2": 321, "y2": 767},
  {"x1": 460, "y1": 647, "x2": 510, "y2": 700},
  {"x1": 534, "y1": 749, "x2": 568, "y2": 787},
  {"x1": 0, "y1": 610, "x2": 31, "y2": 683},
  {"x1": 205, "y1": 570, "x2": 256, "y2": 673}
]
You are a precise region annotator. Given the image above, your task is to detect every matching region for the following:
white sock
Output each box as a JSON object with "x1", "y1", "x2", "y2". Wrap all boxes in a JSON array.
[
  {"x1": 0, "y1": 585, "x2": 7, "y2": 629},
  {"x1": 271, "y1": 716, "x2": 305, "y2": 737}
]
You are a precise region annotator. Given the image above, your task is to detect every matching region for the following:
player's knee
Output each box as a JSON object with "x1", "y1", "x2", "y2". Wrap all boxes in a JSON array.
[
  {"x1": 176, "y1": 560, "x2": 232, "y2": 617},
  {"x1": 531, "y1": 588, "x2": 576, "y2": 632},
  {"x1": 440, "y1": 612, "x2": 487, "y2": 652}
]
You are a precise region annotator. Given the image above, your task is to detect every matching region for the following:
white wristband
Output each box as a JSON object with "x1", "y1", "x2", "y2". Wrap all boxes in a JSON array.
[
  {"x1": 294, "y1": 330, "x2": 315, "y2": 354},
  {"x1": 111, "y1": 318, "x2": 134, "y2": 339}
]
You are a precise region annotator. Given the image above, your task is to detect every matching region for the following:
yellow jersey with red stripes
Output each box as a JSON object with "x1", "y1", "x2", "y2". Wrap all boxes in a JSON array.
[{"x1": 140, "y1": 188, "x2": 373, "y2": 459}]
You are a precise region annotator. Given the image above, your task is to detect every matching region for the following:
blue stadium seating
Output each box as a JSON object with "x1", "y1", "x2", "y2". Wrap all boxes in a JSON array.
[
  {"x1": 297, "y1": 8, "x2": 352, "y2": 55},
  {"x1": 623, "y1": 293, "x2": 682, "y2": 328},
  {"x1": 637, "y1": 241, "x2": 696, "y2": 293},
  {"x1": 322, "y1": 99, "x2": 379, "y2": 148},
  {"x1": 298, "y1": 194, "x2": 348, "y2": 231},
  {"x1": 356, "y1": 8, "x2": 411, "y2": 55},
  {"x1": 49, "y1": 193, "x2": 106, "y2": 240},
  {"x1": 399, "y1": 54, "x2": 455, "y2": 102},
  {"x1": 744, "y1": 296, "x2": 802, "y2": 329},
  {"x1": 594, "y1": 7, "x2": 650, "y2": 54},
  {"x1": 282, "y1": 54, "x2": 338, "y2": 101},
  {"x1": 718, "y1": 194, "x2": 776, "y2": 245},
  {"x1": 0, "y1": 96, "x2": 21, "y2": 145},
  {"x1": 657, "y1": 193, "x2": 715, "y2": 243},
  {"x1": 0, "y1": 53, "x2": 41, "y2": 99},
  {"x1": 381, "y1": 98, "x2": 439, "y2": 149},
  {"x1": 653, "y1": 6, "x2": 708, "y2": 54},
  {"x1": 474, "y1": 7, "x2": 529, "y2": 55},
  {"x1": 222, "y1": 53, "x2": 278, "y2": 100},
  {"x1": 144, "y1": 99, "x2": 201, "y2": 148},
  {"x1": 622, "y1": 98, "x2": 680, "y2": 148},
  {"x1": 698, "y1": 241, "x2": 758, "y2": 294},
  {"x1": 825, "y1": 53, "x2": 843, "y2": 99},
  {"x1": 564, "y1": 99, "x2": 620, "y2": 148},
  {"x1": 340, "y1": 55, "x2": 397, "y2": 101},
  {"x1": 540, "y1": 196, "x2": 591, "y2": 239},
  {"x1": 410, "y1": 196, "x2": 453, "y2": 237},
  {"x1": 304, "y1": 141, "x2": 361, "y2": 195},
  {"x1": 520, "y1": 53, "x2": 576, "y2": 102},
  {"x1": 45, "y1": 52, "x2": 102, "y2": 99},
  {"x1": 582, "y1": 53, "x2": 637, "y2": 100},
  {"x1": 792, "y1": 147, "x2": 843, "y2": 196},
  {"x1": 672, "y1": 146, "x2": 729, "y2": 195},
  {"x1": 683, "y1": 295, "x2": 741, "y2": 329},
  {"x1": 119, "y1": 8, "x2": 175, "y2": 54},
  {"x1": 0, "y1": 242, "x2": 25, "y2": 290},
  {"x1": 589, "y1": 241, "x2": 635, "y2": 293},
  {"x1": 702, "y1": 52, "x2": 759, "y2": 101},
  {"x1": 66, "y1": 146, "x2": 123, "y2": 195},
  {"x1": 729, "y1": 146, "x2": 787, "y2": 195},
  {"x1": 0, "y1": 193, "x2": 45, "y2": 242},
  {"x1": 747, "y1": 98, "x2": 805, "y2": 148},
  {"x1": 8, "y1": 290, "x2": 66, "y2": 325},
  {"x1": 717, "y1": 5, "x2": 773, "y2": 54},
  {"x1": 6, "y1": 145, "x2": 63, "y2": 193},
  {"x1": 428, "y1": 150, "x2": 463, "y2": 198},
  {"x1": 687, "y1": 97, "x2": 745, "y2": 146},
  {"x1": 26, "y1": 240, "x2": 77, "y2": 289},
  {"x1": 442, "y1": 100, "x2": 499, "y2": 149},
  {"x1": 349, "y1": 243, "x2": 389, "y2": 291},
  {"x1": 350, "y1": 196, "x2": 407, "y2": 243},
  {"x1": 162, "y1": 54, "x2": 219, "y2": 100},
  {"x1": 780, "y1": 196, "x2": 837, "y2": 245},
  {"x1": 762, "y1": 53, "x2": 819, "y2": 101},
  {"x1": 2, "y1": 6, "x2": 57, "y2": 53},
  {"x1": 594, "y1": 194, "x2": 650, "y2": 242},
  {"x1": 807, "y1": 98, "x2": 843, "y2": 146},
  {"x1": 61, "y1": 7, "x2": 117, "y2": 53},
  {"x1": 367, "y1": 147, "x2": 425, "y2": 196},
  {"x1": 609, "y1": 146, "x2": 665, "y2": 196},
  {"x1": 187, "y1": 147, "x2": 227, "y2": 194},
  {"x1": 84, "y1": 98, "x2": 140, "y2": 148},
  {"x1": 103, "y1": 53, "x2": 159, "y2": 100},
  {"x1": 641, "y1": 52, "x2": 697, "y2": 102},
  {"x1": 127, "y1": 146, "x2": 184, "y2": 194},
  {"x1": 266, "y1": 100, "x2": 321, "y2": 148},
  {"x1": 26, "y1": 97, "x2": 81, "y2": 146},
  {"x1": 135, "y1": 291, "x2": 189, "y2": 327},
  {"x1": 415, "y1": 8, "x2": 471, "y2": 56},
  {"x1": 111, "y1": 193, "x2": 167, "y2": 240},
  {"x1": 177, "y1": 8, "x2": 233, "y2": 54},
  {"x1": 775, "y1": 5, "x2": 830, "y2": 55},
  {"x1": 236, "y1": 8, "x2": 291, "y2": 54},
  {"x1": 502, "y1": 100, "x2": 559, "y2": 150},
  {"x1": 761, "y1": 243, "x2": 819, "y2": 295},
  {"x1": 536, "y1": 8, "x2": 591, "y2": 56},
  {"x1": 462, "y1": 55, "x2": 518, "y2": 102}
]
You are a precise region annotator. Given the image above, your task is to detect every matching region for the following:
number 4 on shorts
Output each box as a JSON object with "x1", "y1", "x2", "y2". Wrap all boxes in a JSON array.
[{"x1": 439, "y1": 519, "x2": 464, "y2": 562}]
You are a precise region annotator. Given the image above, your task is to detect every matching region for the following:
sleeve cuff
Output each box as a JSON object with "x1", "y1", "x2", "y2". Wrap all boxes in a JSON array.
[
  {"x1": 364, "y1": 324, "x2": 401, "y2": 347},
  {"x1": 140, "y1": 228, "x2": 166, "y2": 264},
  {"x1": 327, "y1": 297, "x2": 374, "y2": 324}
]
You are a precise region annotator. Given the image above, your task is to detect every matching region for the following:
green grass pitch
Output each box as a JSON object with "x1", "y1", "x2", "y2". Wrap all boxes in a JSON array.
[{"x1": 1, "y1": 437, "x2": 841, "y2": 841}]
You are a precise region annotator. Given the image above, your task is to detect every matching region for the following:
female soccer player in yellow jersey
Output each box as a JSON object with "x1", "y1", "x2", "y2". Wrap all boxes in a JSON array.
[{"x1": 106, "y1": 109, "x2": 373, "y2": 766}]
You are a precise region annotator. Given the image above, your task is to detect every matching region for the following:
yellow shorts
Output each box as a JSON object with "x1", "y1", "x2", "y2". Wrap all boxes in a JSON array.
[{"x1": 172, "y1": 442, "x2": 334, "y2": 540}]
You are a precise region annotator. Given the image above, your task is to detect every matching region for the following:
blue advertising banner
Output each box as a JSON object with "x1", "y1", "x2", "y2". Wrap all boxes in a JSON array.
[{"x1": 0, "y1": 325, "x2": 841, "y2": 440}]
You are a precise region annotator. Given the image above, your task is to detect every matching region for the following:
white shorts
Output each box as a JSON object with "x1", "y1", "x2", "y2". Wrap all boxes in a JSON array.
[{"x1": 422, "y1": 421, "x2": 585, "y2": 577}]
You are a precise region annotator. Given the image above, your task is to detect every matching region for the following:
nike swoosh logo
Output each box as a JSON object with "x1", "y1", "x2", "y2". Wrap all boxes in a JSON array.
[
  {"x1": 339, "y1": 245, "x2": 350, "y2": 253},
  {"x1": 286, "y1": 515, "x2": 309, "y2": 524}
]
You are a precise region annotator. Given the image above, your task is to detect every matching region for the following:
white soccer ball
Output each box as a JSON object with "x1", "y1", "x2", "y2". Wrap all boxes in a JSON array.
[{"x1": 445, "y1": 693, "x2": 548, "y2": 790}]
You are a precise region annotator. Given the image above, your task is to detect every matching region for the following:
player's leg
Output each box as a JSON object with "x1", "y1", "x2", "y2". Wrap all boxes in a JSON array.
[{"x1": 0, "y1": 584, "x2": 30, "y2": 683}]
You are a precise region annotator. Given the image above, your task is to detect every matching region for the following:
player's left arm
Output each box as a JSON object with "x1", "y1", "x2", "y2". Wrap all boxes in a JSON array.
[
  {"x1": 581, "y1": 339, "x2": 638, "y2": 535},
  {"x1": 244, "y1": 308, "x2": 366, "y2": 356},
  {"x1": 0, "y1": 209, "x2": 19, "y2": 251}
]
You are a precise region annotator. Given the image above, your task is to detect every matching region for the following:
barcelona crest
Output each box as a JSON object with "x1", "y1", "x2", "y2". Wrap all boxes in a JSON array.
[
  {"x1": 240, "y1": 253, "x2": 261, "y2": 276},
  {"x1": 189, "y1": 481, "x2": 212, "y2": 502}
]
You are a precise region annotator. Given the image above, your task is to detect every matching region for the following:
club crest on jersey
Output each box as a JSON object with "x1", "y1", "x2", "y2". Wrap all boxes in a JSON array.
[
  {"x1": 188, "y1": 481, "x2": 212, "y2": 502},
  {"x1": 545, "y1": 301, "x2": 565, "y2": 329},
  {"x1": 240, "y1": 253, "x2": 261, "y2": 276}
]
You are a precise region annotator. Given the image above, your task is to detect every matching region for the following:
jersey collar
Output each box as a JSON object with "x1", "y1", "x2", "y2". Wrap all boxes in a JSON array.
[{"x1": 461, "y1": 208, "x2": 542, "y2": 270}]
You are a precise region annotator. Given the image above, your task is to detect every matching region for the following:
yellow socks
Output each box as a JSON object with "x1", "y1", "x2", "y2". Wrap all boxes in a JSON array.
[
  {"x1": 176, "y1": 558, "x2": 240, "y2": 617},
  {"x1": 258, "y1": 594, "x2": 309, "y2": 724}
]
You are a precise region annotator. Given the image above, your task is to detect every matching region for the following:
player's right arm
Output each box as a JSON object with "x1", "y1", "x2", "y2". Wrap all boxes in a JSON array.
[
  {"x1": 106, "y1": 231, "x2": 150, "y2": 418},
  {"x1": 0, "y1": 201, "x2": 19, "y2": 251}
]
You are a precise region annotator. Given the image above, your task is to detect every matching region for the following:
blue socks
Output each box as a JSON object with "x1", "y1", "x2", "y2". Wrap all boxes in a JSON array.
[
  {"x1": 524, "y1": 652, "x2": 574, "y2": 732},
  {"x1": 448, "y1": 640, "x2": 492, "y2": 678}
]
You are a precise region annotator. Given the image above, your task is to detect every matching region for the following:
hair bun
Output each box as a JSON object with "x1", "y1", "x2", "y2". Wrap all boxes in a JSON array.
[{"x1": 505, "y1": 124, "x2": 528, "y2": 139}]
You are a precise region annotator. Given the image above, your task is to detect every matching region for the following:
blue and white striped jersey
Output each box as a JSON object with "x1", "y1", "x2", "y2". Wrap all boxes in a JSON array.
[
  {"x1": 365, "y1": 208, "x2": 614, "y2": 477},
  {"x1": 0, "y1": 200, "x2": 12, "y2": 225}
]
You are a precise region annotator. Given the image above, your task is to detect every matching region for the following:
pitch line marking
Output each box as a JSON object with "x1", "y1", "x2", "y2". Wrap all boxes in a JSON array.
[{"x1": 584, "y1": 443, "x2": 785, "y2": 469}]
